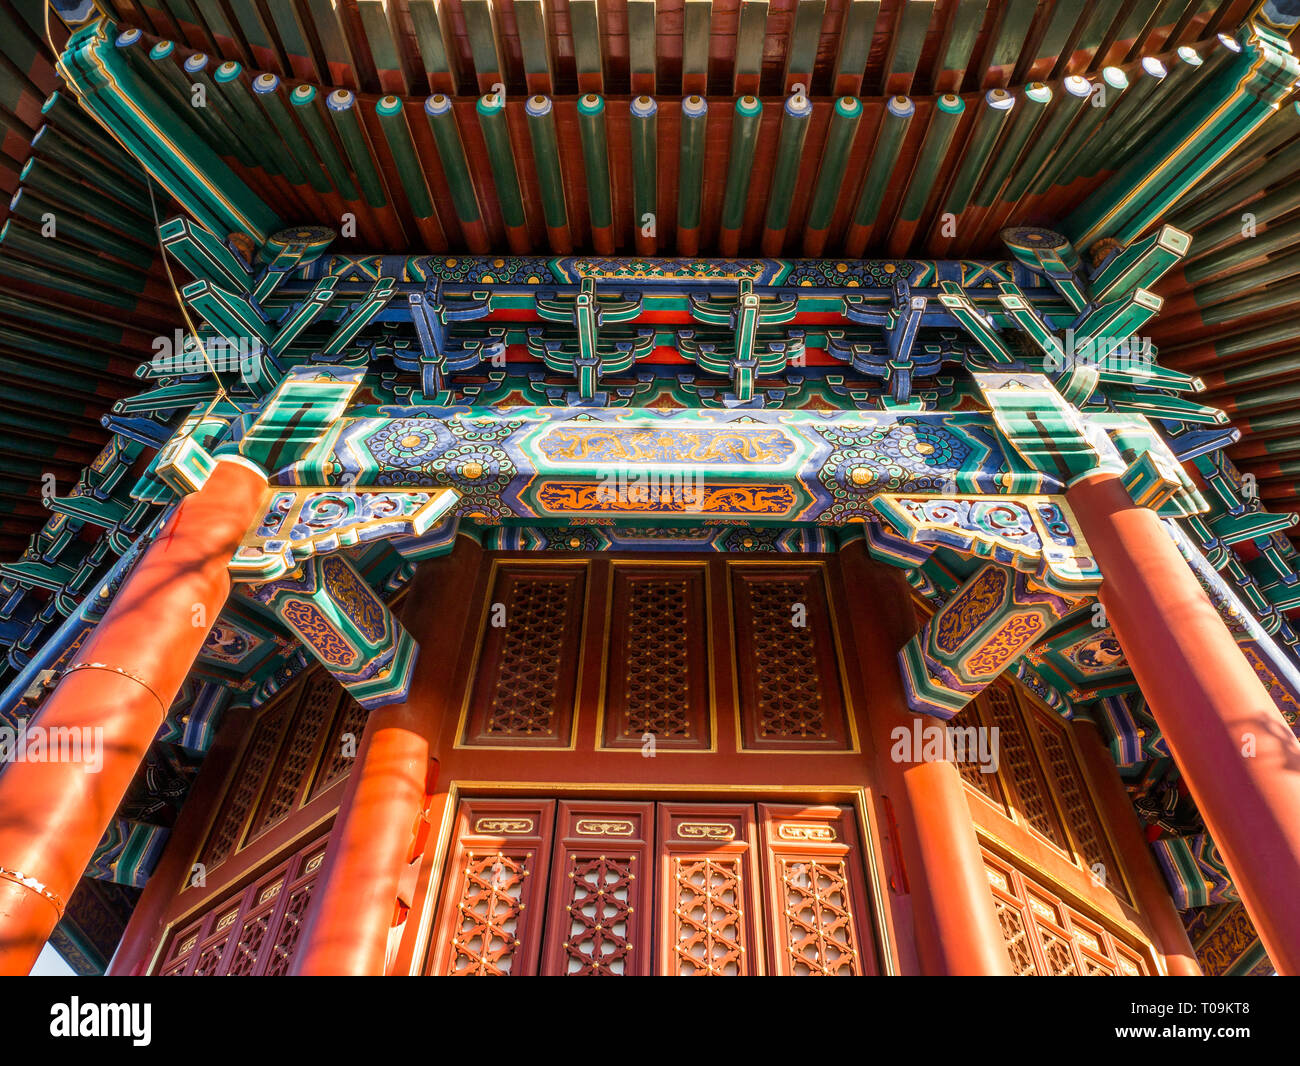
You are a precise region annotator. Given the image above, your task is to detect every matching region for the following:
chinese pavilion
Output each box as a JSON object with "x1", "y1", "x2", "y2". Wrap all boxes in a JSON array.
[{"x1": 2, "y1": 0, "x2": 1300, "y2": 978}]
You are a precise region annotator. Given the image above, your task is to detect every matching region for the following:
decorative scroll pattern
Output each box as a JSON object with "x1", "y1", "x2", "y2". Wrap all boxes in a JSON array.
[
  {"x1": 1189, "y1": 903, "x2": 1270, "y2": 976},
  {"x1": 983, "y1": 687, "x2": 1067, "y2": 849},
  {"x1": 233, "y1": 488, "x2": 458, "y2": 582},
  {"x1": 781, "y1": 859, "x2": 859, "y2": 976},
  {"x1": 673, "y1": 858, "x2": 746, "y2": 976},
  {"x1": 248, "y1": 554, "x2": 416, "y2": 710},
  {"x1": 487, "y1": 580, "x2": 571, "y2": 737},
  {"x1": 901, "y1": 563, "x2": 1077, "y2": 718},
  {"x1": 300, "y1": 406, "x2": 1050, "y2": 525},
  {"x1": 562, "y1": 855, "x2": 636, "y2": 976},
  {"x1": 872, "y1": 493, "x2": 1101, "y2": 595},
  {"x1": 449, "y1": 855, "x2": 529, "y2": 976}
]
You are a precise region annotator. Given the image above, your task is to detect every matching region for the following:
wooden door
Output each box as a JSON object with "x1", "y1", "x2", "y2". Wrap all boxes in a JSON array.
[{"x1": 429, "y1": 798, "x2": 879, "y2": 975}]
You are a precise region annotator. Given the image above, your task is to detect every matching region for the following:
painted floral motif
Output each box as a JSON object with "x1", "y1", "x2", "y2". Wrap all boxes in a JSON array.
[
  {"x1": 364, "y1": 416, "x2": 521, "y2": 517},
  {"x1": 817, "y1": 419, "x2": 971, "y2": 521}
]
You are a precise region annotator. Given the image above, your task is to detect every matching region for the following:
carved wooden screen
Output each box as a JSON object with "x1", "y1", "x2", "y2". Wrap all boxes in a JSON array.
[
  {"x1": 158, "y1": 833, "x2": 328, "y2": 976},
  {"x1": 603, "y1": 565, "x2": 711, "y2": 749},
  {"x1": 431, "y1": 799, "x2": 557, "y2": 976},
  {"x1": 758, "y1": 804, "x2": 874, "y2": 976},
  {"x1": 460, "y1": 565, "x2": 586, "y2": 747},
  {"x1": 960, "y1": 683, "x2": 1130, "y2": 904},
  {"x1": 540, "y1": 801, "x2": 656, "y2": 975},
  {"x1": 657, "y1": 802, "x2": 764, "y2": 975},
  {"x1": 730, "y1": 566, "x2": 851, "y2": 749},
  {"x1": 983, "y1": 849, "x2": 1150, "y2": 976},
  {"x1": 198, "y1": 667, "x2": 364, "y2": 871},
  {"x1": 430, "y1": 798, "x2": 878, "y2": 975}
]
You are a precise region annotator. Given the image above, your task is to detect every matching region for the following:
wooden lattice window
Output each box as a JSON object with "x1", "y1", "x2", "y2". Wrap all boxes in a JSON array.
[
  {"x1": 982, "y1": 850, "x2": 1149, "y2": 977},
  {"x1": 461, "y1": 565, "x2": 587, "y2": 747},
  {"x1": 603, "y1": 565, "x2": 710, "y2": 749},
  {"x1": 1027, "y1": 709, "x2": 1128, "y2": 903},
  {"x1": 199, "y1": 668, "x2": 366, "y2": 870},
  {"x1": 308, "y1": 689, "x2": 369, "y2": 800},
  {"x1": 949, "y1": 698, "x2": 1005, "y2": 806},
  {"x1": 199, "y1": 699, "x2": 295, "y2": 869},
  {"x1": 730, "y1": 566, "x2": 851, "y2": 749},
  {"x1": 159, "y1": 833, "x2": 328, "y2": 976},
  {"x1": 247, "y1": 671, "x2": 341, "y2": 841},
  {"x1": 980, "y1": 684, "x2": 1069, "y2": 850},
  {"x1": 964, "y1": 684, "x2": 1130, "y2": 904}
]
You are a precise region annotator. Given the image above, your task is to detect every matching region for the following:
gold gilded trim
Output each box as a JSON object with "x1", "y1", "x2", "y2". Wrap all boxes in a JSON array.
[
  {"x1": 777, "y1": 824, "x2": 836, "y2": 842},
  {"x1": 678, "y1": 821, "x2": 735, "y2": 841},
  {"x1": 574, "y1": 818, "x2": 635, "y2": 836},
  {"x1": 472, "y1": 817, "x2": 535, "y2": 834}
]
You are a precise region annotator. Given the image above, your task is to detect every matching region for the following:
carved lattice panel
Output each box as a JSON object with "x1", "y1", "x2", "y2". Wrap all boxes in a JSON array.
[
  {"x1": 981, "y1": 685, "x2": 1068, "y2": 850},
  {"x1": 462, "y1": 565, "x2": 587, "y2": 747},
  {"x1": 603, "y1": 566, "x2": 711, "y2": 750},
  {"x1": 758, "y1": 804, "x2": 876, "y2": 976},
  {"x1": 248, "y1": 672, "x2": 342, "y2": 842},
  {"x1": 430, "y1": 800, "x2": 556, "y2": 976},
  {"x1": 199, "y1": 695, "x2": 296, "y2": 869},
  {"x1": 950, "y1": 699, "x2": 1005, "y2": 806},
  {"x1": 982, "y1": 850, "x2": 1151, "y2": 977},
  {"x1": 156, "y1": 835, "x2": 328, "y2": 976},
  {"x1": 308, "y1": 686, "x2": 369, "y2": 800},
  {"x1": 730, "y1": 566, "x2": 850, "y2": 750},
  {"x1": 540, "y1": 802, "x2": 655, "y2": 975},
  {"x1": 1028, "y1": 710, "x2": 1129, "y2": 903},
  {"x1": 657, "y1": 804, "x2": 763, "y2": 975}
]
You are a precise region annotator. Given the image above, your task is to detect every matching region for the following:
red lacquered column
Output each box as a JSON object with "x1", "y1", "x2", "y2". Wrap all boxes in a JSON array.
[
  {"x1": 1069, "y1": 471, "x2": 1300, "y2": 975},
  {"x1": 842, "y1": 542, "x2": 1013, "y2": 975},
  {"x1": 293, "y1": 538, "x2": 481, "y2": 975},
  {"x1": 0, "y1": 458, "x2": 265, "y2": 975}
]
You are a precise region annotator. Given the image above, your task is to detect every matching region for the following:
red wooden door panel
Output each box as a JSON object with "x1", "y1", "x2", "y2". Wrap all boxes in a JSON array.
[
  {"x1": 655, "y1": 802, "x2": 765, "y2": 975},
  {"x1": 757, "y1": 804, "x2": 878, "y2": 975},
  {"x1": 540, "y1": 801, "x2": 656, "y2": 974},
  {"x1": 430, "y1": 799, "x2": 557, "y2": 975}
]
